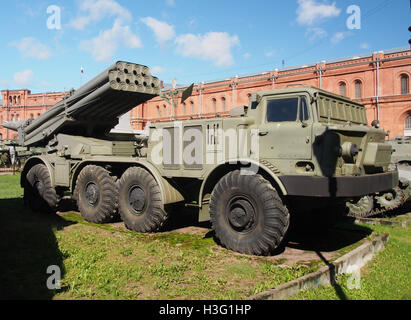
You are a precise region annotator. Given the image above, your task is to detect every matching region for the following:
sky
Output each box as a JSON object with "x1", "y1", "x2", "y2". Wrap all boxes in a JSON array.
[{"x1": 0, "y1": 0, "x2": 409, "y2": 94}]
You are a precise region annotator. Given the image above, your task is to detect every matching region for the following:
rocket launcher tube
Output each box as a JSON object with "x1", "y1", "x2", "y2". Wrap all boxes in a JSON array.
[{"x1": 20, "y1": 62, "x2": 161, "y2": 147}]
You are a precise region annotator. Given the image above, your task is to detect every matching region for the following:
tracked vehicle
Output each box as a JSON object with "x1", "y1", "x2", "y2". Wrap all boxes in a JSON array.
[{"x1": 4, "y1": 61, "x2": 398, "y2": 255}]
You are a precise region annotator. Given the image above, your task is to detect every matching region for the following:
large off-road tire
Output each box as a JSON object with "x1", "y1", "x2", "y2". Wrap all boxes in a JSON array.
[
  {"x1": 24, "y1": 164, "x2": 59, "y2": 213},
  {"x1": 209, "y1": 170, "x2": 290, "y2": 256},
  {"x1": 74, "y1": 165, "x2": 119, "y2": 223},
  {"x1": 118, "y1": 167, "x2": 168, "y2": 233}
]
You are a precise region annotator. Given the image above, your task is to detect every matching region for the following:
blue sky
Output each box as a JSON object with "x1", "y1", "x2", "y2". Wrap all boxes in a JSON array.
[{"x1": 0, "y1": 0, "x2": 409, "y2": 94}]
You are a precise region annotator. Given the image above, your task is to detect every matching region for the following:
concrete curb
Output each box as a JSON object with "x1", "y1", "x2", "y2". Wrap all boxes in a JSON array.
[
  {"x1": 354, "y1": 213, "x2": 410, "y2": 228},
  {"x1": 247, "y1": 233, "x2": 389, "y2": 300}
]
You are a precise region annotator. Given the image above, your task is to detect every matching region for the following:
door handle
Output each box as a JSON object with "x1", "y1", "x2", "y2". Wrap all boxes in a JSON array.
[{"x1": 259, "y1": 131, "x2": 269, "y2": 136}]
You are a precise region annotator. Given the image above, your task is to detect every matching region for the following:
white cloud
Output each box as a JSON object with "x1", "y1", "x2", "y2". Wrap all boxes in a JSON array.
[
  {"x1": 296, "y1": 0, "x2": 341, "y2": 26},
  {"x1": 330, "y1": 31, "x2": 351, "y2": 44},
  {"x1": 80, "y1": 20, "x2": 142, "y2": 61},
  {"x1": 243, "y1": 53, "x2": 251, "y2": 59},
  {"x1": 151, "y1": 66, "x2": 166, "y2": 74},
  {"x1": 305, "y1": 27, "x2": 327, "y2": 43},
  {"x1": 141, "y1": 17, "x2": 175, "y2": 44},
  {"x1": 14, "y1": 70, "x2": 34, "y2": 87},
  {"x1": 360, "y1": 42, "x2": 370, "y2": 50},
  {"x1": 175, "y1": 32, "x2": 239, "y2": 67},
  {"x1": 265, "y1": 50, "x2": 275, "y2": 57},
  {"x1": 11, "y1": 37, "x2": 52, "y2": 60},
  {"x1": 70, "y1": 0, "x2": 132, "y2": 30},
  {"x1": 165, "y1": 0, "x2": 175, "y2": 7}
]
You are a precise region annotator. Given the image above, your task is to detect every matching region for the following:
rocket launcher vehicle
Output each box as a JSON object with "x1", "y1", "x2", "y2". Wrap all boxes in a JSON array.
[{"x1": 4, "y1": 61, "x2": 161, "y2": 147}]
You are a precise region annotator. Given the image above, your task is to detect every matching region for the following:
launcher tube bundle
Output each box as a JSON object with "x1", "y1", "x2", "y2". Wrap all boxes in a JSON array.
[{"x1": 12, "y1": 61, "x2": 161, "y2": 147}]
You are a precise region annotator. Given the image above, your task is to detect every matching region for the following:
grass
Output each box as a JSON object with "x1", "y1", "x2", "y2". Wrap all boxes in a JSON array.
[
  {"x1": 0, "y1": 173, "x2": 409, "y2": 300},
  {"x1": 289, "y1": 220, "x2": 411, "y2": 300}
]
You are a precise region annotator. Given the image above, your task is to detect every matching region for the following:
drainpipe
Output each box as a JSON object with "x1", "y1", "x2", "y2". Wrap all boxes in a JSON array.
[{"x1": 375, "y1": 51, "x2": 383, "y2": 122}]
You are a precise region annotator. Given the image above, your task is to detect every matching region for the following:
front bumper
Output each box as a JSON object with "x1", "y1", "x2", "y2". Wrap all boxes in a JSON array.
[{"x1": 279, "y1": 171, "x2": 399, "y2": 197}]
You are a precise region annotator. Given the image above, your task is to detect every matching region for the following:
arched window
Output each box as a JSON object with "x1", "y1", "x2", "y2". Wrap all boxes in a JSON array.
[
  {"x1": 18, "y1": 96, "x2": 21, "y2": 105},
  {"x1": 163, "y1": 105, "x2": 167, "y2": 117},
  {"x1": 156, "y1": 106, "x2": 161, "y2": 118},
  {"x1": 190, "y1": 101, "x2": 194, "y2": 115},
  {"x1": 405, "y1": 115, "x2": 411, "y2": 130},
  {"x1": 183, "y1": 103, "x2": 186, "y2": 115},
  {"x1": 9, "y1": 97, "x2": 12, "y2": 106},
  {"x1": 401, "y1": 74, "x2": 409, "y2": 95},
  {"x1": 16, "y1": 115, "x2": 20, "y2": 121},
  {"x1": 212, "y1": 98, "x2": 217, "y2": 113},
  {"x1": 30, "y1": 113, "x2": 34, "y2": 119},
  {"x1": 355, "y1": 80, "x2": 362, "y2": 99},
  {"x1": 0, "y1": 133, "x2": 2, "y2": 141},
  {"x1": 339, "y1": 82, "x2": 346, "y2": 96},
  {"x1": 221, "y1": 97, "x2": 226, "y2": 112}
]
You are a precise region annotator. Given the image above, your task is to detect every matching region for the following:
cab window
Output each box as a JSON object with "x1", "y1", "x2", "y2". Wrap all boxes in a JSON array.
[{"x1": 266, "y1": 98, "x2": 299, "y2": 122}]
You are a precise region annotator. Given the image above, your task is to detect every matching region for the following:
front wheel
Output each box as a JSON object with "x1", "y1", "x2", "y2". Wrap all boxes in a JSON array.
[{"x1": 209, "y1": 170, "x2": 290, "y2": 256}]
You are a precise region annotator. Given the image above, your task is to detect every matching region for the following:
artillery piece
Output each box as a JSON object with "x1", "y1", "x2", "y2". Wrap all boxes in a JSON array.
[{"x1": 2, "y1": 61, "x2": 400, "y2": 256}]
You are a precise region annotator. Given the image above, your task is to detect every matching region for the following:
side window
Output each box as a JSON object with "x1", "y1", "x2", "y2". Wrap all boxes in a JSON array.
[
  {"x1": 300, "y1": 97, "x2": 310, "y2": 122},
  {"x1": 267, "y1": 98, "x2": 299, "y2": 122}
]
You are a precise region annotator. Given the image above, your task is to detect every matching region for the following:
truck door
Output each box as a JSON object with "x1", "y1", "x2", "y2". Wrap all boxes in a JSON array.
[{"x1": 258, "y1": 95, "x2": 312, "y2": 160}]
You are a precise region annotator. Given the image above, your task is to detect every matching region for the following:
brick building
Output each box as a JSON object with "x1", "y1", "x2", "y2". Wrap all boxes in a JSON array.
[
  {"x1": 1, "y1": 46, "x2": 410, "y2": 141},
  {"x1": 131, "y1": 47, "x2": 411, "y2": 138},
  {"x1": 0, "y1": 89, "x2": 67, "y2": 140}
]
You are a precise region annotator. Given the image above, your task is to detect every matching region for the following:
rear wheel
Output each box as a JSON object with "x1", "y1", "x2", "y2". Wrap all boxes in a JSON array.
[
  {"x1": 209, "y1": 170, "x2": 290, "y2": 256},
  {"x1": 24, "y1": 164, "x2": 59, "y2": 213},
  {"x1": 74, "y1": 165, "x2": 119, "y2": 223},
  {"x1": 118, "y1": 167, "x2": 168, "y2": 233}
]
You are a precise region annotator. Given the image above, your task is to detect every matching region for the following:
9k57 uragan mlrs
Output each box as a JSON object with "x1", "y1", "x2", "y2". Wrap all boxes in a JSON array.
[{"x1": 4, "y1": 61, "x2": 398, "y2": 256}]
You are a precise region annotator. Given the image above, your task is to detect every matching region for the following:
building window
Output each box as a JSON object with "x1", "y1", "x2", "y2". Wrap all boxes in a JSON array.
[
  {"x1": 156, "y1": 106, "x2": 161, "y2": 118},
  {"x1": 339, "y1": 82, "x2": 346, "y2": 96},
  {"x1": 30, "y1": 114, "x2": 34, "y2": 119},
  {"x1": 212, "y1": 98, "x2": 217, "y2": 113},
  {"x1": 405, "y1": 115, "x2": 411, "y2": 130},
  {"x1": 0, "y1": 134, "x2": 2, "y2": 141},
  {"x1": 355, "y1": 80, "x2": 362, "y2": 99},
  {"x1": 163, "y1": 105, "x2": 167, "y2": 117},
  {"x1": 221, "y1": 97, "x2": 226, "y2": 112},
  {"x1": 183, "y1": 103, "x2": 186, "y2": 115},
  {"x1": 18, "y1": 96, "x2": 21, "y2": 105},
  {"x1": 401, "y1": 74, "x2": 409, "y2": 95},
  {"x1": 190, "y1": 101, "x2": 194, "y2": 115}
]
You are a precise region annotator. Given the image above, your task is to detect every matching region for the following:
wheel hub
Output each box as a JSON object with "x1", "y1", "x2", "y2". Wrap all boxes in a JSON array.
[
  {"x1": 227, "y1": 197, "x2": 256, "y2": 232},
  {"x1": 129, "y1": 186, "x2": 146, "y2": 214},
  {"x1": 85, "y1": 182, "x2": 99, "y2": 206}
]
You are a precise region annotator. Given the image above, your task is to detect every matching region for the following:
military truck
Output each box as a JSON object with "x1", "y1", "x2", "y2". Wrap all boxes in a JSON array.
[
  {"x1": 4, "y1": 61, "x2": 398, "y2": 256},
  {"x1": 388, "y1": 136, "x2": 411, "y2": 166},
  {"x1": 345, "y1": 136, "x2": 411, "y2": 217}
]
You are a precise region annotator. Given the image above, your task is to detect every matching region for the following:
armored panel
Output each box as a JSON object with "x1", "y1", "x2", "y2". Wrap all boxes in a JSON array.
[{"x1": 183, "y1": 125, "x2": 203, "y2": 170}]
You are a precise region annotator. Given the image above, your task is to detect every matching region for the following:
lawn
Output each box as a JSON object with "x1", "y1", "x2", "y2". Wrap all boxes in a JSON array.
[{"x1": 0, "y1": 173, "x2": 409, "y2": 300}]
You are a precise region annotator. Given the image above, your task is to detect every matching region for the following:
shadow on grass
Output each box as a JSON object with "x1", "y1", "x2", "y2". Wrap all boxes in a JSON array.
[
  {"x1": 285, "y1": 210, "x2": 373, "y2": 253},
  {"x1": 0, "y1": 197, "x2": 75, "y2": 300}
]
